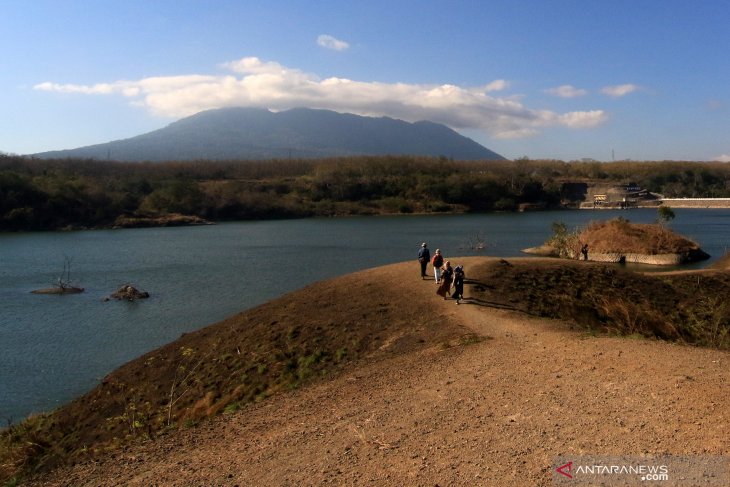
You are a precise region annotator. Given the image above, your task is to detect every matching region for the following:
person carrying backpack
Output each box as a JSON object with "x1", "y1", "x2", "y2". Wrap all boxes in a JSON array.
[
  {"x1": 431, "y1": 249, "x2": 444, "y2": 283},
  {"x1": 452, "y1": 265, "x2": 465, "y2": 304}
]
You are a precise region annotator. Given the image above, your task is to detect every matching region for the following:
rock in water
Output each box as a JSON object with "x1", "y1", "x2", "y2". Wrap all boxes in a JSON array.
[{"x1": 108, "y1": 285, "x2": 150, "y2": 301}]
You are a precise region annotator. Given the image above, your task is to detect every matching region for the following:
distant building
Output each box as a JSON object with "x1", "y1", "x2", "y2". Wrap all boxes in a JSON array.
[
  {"x1": 583, "y1": 182, "x2": 657, "y2": 209},
  {"x1": 593, "y1": 194, "x2": 607, "y2": 205},
  {"x1": 560, "y1": 181, "x2": 659, "y2": 209}
]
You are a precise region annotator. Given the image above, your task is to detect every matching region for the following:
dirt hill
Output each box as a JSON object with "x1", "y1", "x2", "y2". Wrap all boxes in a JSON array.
[
  {"x1": 530, "y1": 218, "x2": 710, "y2": 265},
  {"x1": 8, "y1": 258, "x2": 730, "y2": 486},
  {"x1": 578, "y1": 218, "x2": 702, "y2": 255}
]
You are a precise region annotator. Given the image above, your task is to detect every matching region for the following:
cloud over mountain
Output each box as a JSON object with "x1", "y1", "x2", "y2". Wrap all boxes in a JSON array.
[{"x1": 34, "y1": 56, "x2": 608, "y2": 140}]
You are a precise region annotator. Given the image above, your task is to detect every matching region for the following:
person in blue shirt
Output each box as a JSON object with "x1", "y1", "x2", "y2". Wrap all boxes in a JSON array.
[{"x1": 417, "y1": 242, "x2": 431, "y2": 279}]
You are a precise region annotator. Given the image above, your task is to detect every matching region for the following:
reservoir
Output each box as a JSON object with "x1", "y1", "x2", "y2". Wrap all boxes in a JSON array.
[{"x1": 1, "y1": 209, "x2": 729, "y2": 422}]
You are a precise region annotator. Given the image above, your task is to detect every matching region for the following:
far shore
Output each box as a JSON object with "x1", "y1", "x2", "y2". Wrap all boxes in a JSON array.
[
  {"x1": 20, "y1": 202, "x2": 730, "y2": 233},
  {"x1": 581, "y1": 197, "x2": 730, "y2": 209}
]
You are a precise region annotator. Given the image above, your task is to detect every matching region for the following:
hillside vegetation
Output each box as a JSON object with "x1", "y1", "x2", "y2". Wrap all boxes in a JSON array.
[
  {"x1": 3, "y1": 154, "x2": 730, "y2": 230},
  {"x1": 478, "y1": 258, "x2": 730, "y2": 347},
  {"x1": 33, "y1": 107, "x2": 506, "y2": 162}
]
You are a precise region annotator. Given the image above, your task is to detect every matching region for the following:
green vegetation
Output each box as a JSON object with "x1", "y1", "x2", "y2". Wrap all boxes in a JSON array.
[
  {"x1": 657, "y1": 205, "x2": 676, "y2": 224},
  {"x1": 546, "y1": 221, "x2": 580, "y2": 258},
  {"x1": 0, "y1": 154, "x2": 560, "y2": 230},
  {"x1": 9, "y1": 154, "x2": 730, "y2": 231}
]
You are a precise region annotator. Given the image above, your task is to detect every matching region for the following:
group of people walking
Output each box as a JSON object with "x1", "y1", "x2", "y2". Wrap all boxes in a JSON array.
[{"x1": 417, "y1": 243, "x2": 465, "y2": 304}]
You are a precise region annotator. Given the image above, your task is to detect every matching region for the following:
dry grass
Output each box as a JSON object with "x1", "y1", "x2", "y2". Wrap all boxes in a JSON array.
[
  {"x1": 681, "y1": 296, "x2": 730, "y2": 349},
  {"x1": 579, "y1": 218, "x2": 700, "y2": 255},
  {"x1": 0, "y1": 414, "x2": 57, "y2": 484},
  {"x1": 469, "y1": 259, "x2": 730, "y2": 348}
]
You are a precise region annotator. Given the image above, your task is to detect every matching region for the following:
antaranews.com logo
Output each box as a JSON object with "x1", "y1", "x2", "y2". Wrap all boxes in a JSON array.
[
  {"x1": 553, "y1": 455, "x2": 729, "y2": 486},
  {"x1": 555, "y1": 461, "x2": 668, "y2": 481}
]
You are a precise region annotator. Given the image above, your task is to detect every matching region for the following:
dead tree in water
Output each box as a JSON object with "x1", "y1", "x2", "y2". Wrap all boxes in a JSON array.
[
  {"x1": 57, "y1": 256, "x2": 73, "y2": 290},
  {"x1": 463, "y1": 231, "x2": 488, "y2": 251},
  {"x1": 31, "y1": 256, "x2": 84, "y2": 294}
]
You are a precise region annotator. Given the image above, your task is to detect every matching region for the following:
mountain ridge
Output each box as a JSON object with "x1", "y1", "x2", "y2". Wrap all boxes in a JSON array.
[{"x1": 33, "y1": 107, "x2": 506, "y2": 161}]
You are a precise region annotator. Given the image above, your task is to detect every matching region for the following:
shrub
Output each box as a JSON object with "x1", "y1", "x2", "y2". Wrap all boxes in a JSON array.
[{"x1": 547, "y1": 221, "x2": 580, "y2": 258}]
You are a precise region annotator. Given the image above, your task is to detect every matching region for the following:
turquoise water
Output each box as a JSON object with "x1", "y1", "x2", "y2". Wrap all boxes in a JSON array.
[{"x1": 1, "y1": 209, "x2": 728, "y2": 422}]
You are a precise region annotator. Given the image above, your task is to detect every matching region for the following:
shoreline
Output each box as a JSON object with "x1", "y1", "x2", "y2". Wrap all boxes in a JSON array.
[
  {"x1": 581, "y1": 198, "x2": 730, "y2": 210},
  {"x1": 9, "y1": 203, "x2": 730, "y2": 233}
]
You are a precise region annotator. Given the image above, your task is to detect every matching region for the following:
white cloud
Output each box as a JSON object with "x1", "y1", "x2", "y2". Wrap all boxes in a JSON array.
[
  {"x1": 545, "y1": 84, "x2": 588, "y2": 98},
  {"x1": 221, "y1": 57, "x2": 286, "y2": 75},
  {"x1": 483, "y1": 79, "x2": 509, "y2": 92},
  {"x1": 33, "y1": 56, "x2": 608, "y2": 139},
  {"x1": 34, "y1": 81, "x2": 116, "y2": 94},
  {"x1": 714, "y1": 154, "x2": 730, "y2": 162},
  {"x1": 601, "y1": 83, "x2": 640, "y2": 97},
  {"x1": 317, "y1": 34, "x2": 350, "y2": 51},
  {"x1": 555, "y1": 110, "x2": 608, "y2": 128}
]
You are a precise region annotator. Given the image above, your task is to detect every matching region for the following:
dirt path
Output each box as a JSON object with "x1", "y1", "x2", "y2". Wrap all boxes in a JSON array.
[{"x1": 28, "y1": 258, "x2": 729, "y2": 486}]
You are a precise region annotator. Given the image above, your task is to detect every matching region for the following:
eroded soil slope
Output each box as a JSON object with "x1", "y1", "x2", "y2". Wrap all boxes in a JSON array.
[{"x1": 23, "y1": 258, "x2": 730, "y2": 486}]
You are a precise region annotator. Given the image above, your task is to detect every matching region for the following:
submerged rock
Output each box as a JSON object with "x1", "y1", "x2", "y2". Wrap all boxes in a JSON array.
[
  {"x1": 31, "y1": 286, "x2": 85, "y2": 295},
  {"x1": 106, "y1": 285, "x2": 150, "y2": 301}
]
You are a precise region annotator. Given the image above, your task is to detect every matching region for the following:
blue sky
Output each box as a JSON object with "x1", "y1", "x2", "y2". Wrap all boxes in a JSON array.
[{"x1": 2, "y1": 0, "x2": 729, "y2": 161}]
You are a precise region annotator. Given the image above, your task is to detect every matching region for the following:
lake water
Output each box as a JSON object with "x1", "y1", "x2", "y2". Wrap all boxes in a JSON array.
[{"x1": 1, "y1": 209, "x2": 729, "y2": 422}]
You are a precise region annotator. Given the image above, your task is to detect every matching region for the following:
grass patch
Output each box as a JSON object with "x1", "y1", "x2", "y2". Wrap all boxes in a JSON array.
[
  {"x1": 441, "y1": 333, "x2": 491, "y2": 350},
  {"x1": 472, "y1": 260, "x2": 730, "y2": 349},
  {"x1": 335, "y1": 347, "x2": 348, "y2": 362},
  {"x1": 459, "y1": 333, "x2": 491, "y2": 346},
  {"x1": 223, "y1": 403, "x2": 240, "y2": 414},
  {"x1": 0, "y1": 414, "x2": 55, "y2": 483}
]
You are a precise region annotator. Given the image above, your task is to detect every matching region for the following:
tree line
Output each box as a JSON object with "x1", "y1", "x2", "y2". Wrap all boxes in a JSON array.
[{"x1": 2, "y1": 153, "x2": 730, "y2": 231}]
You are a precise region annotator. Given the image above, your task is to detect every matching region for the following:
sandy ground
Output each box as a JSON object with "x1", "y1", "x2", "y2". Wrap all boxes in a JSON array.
[{"x1": 26, "y1": 258, "x2": 729, "y2": 486}]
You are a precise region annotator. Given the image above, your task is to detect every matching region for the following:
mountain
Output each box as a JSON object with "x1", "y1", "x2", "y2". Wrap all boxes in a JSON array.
[{"x1": 33, "y1": 107, "x2": 506, "y2": 161}]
